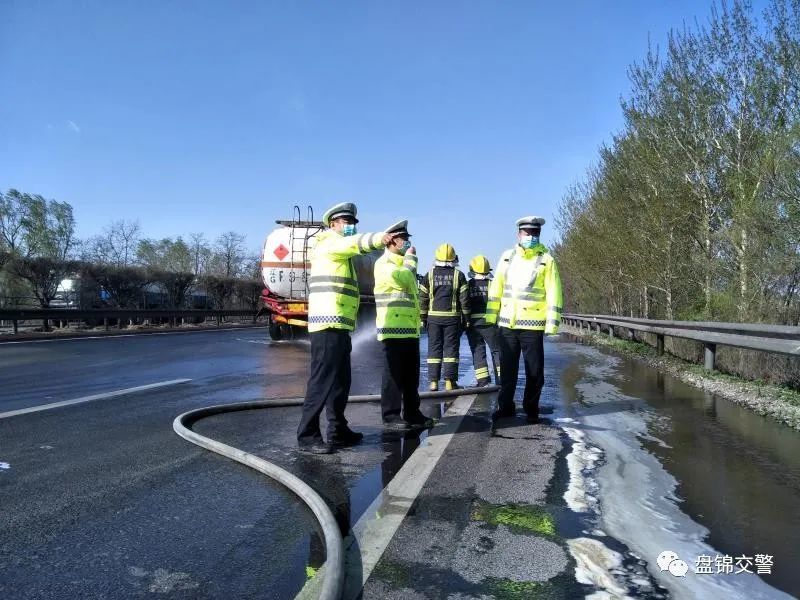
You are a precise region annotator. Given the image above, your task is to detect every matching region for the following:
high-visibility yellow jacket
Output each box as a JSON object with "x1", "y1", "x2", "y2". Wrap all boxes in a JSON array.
[
  {"x1": 486, "y1": 244, "x2": 563, "y2": 334},
  {"x1": 374, "y1": 250, "x2": 420, "y2": 341},
  {"x1": 307, "y1": 230, "x2": 385, "y2": 333}
]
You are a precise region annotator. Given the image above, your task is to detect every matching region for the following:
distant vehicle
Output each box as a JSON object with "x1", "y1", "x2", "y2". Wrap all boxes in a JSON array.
[{"x1": 260, "y1": 206, "x2": 377, "y2": 341}]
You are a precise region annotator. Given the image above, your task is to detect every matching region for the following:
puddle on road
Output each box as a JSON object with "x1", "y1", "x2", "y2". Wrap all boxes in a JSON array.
[{"x1": 216, "y1": 331, "x2": 482, "y2": 597}]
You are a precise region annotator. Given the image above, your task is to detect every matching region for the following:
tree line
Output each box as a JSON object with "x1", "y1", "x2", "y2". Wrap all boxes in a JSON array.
[
  {"x1": 0, "y1": 188, "x2": 263, "y2": 309},
  {"x1": 554, "y1": 0, "x2": 800, "y2": 325}
]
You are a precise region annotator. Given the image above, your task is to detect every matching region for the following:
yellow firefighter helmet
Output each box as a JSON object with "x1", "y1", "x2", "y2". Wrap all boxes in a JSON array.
[
  {"x1": 469, "y1": 255, "x2": 491, "y2": 274},
  {"x1": 435, "y1": 243, "x2": 456, "y2": 262}
]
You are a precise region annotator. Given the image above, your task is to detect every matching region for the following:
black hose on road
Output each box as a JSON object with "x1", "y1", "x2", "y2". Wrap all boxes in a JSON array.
[{"x1": 173, "y1": 384, "x2": 499, "y2": 600}]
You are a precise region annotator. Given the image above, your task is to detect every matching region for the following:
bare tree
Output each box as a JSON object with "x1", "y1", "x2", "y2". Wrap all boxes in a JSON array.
[
  {"x1": 85, "y1": 220, "x2": 141, "y2": 266},
  {"x1": 212, "y1": 231, "x2": 246, "y2": 278}
]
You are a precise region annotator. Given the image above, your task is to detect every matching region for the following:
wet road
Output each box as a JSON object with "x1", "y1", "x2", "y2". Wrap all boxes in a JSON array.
[
  {"x1": 0, "y1": 328, "x2": 446, "y2": 599},
  {"x1": 2, "y1": 328, "x2": 799, "y2": 599}
]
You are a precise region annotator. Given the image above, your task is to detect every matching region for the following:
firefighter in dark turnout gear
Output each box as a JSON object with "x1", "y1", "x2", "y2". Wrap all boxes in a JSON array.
[
  {"x1": 419, "y1": 243, "x2": 470, "y2": 391},
  {"x1": 466, "y1": 255, "x2": 501, "y2": 387}
]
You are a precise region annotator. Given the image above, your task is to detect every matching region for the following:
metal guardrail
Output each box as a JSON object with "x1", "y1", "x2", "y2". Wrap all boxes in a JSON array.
[
  {"x1": 564, "y1": 313, "x2": 800, "y2": 371},
  {"x1": 0, "y1": 308, "x2": 261, "y2": 335}
]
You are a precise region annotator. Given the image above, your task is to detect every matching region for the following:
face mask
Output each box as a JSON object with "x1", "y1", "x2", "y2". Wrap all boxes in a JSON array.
[
  {"x1": 520, "y1": 234, "x2": 539, "y2": 249},
  {"x1": 399, "y1": 240, "x2": 411, "y2": 254},
  {"x1": 342, "y1": 224, "x2": 357, "y2": 236}
]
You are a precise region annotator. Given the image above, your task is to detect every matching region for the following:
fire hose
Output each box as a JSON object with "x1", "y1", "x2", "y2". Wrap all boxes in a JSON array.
[{"x1": 173, "y1": 385, "x2": 499, "y2": 600}]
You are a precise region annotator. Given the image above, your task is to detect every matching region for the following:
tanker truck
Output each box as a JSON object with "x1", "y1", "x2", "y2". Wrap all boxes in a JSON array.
[{"x1": 260, "y1": 206, "x2": 378, "y2": 341}]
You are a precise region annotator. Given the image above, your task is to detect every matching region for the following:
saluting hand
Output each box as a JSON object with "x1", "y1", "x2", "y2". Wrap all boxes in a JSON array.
[
  {"x1": 407, "y1": 246, "x2": 416, "y2": 255},
  {"x1": 382, "y1": 233, "x2": 394, "y2": 245}
]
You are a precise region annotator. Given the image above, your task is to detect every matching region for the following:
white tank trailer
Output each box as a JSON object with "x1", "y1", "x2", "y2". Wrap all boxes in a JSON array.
[{"x1": 260, "y1": 206, "x2": 377, "y2": 340}]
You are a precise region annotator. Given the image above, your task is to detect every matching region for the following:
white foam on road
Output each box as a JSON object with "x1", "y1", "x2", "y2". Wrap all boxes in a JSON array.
[
  {"x1": 0, "y1": 462, "x2": 10, "y2": 470},
  {"x1": 567, "y1": 537, "x2": 632, "y2": 599},
  {"x1": 0, "y1": 379, "x2": 192, "y2": 419},
  {"x1": 558, "y1": 344, "x2": 792, "y2": 600}
]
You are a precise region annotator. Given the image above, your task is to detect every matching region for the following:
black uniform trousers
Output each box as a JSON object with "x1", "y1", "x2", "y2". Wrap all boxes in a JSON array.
[
  {"x1": 381, "y1": 338, "x2": 422, "y2": 421},
  {"x1": 297, "y1": 329, "x2": 352, "y2": 445},
  {"x1": 466, "y1": 324, "x2": 501, "y2": 383},
  {"x1": 497, "y1": 327, "x2": 545, "y2": 416},
  {"x1": 426, "y1": 318, "x2": 461, "y2": 381}
]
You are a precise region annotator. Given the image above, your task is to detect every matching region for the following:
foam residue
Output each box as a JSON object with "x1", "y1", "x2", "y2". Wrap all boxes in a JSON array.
[
  {"x1": 567, "y1": 537, "x2": 632, "y2": 599},
  {"x1": 557, "y1": 343, "x2": 793, "y2": 600}
]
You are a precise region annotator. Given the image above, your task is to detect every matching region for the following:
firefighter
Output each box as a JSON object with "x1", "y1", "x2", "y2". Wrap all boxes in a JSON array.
[
  {"x1": 466, "y1": 255, "x2": 501, "y2": 387},
  {"x1": 486, "y1": 216, "x2": 563, "y2": 423},
  {"x1": 374, "y1": 220, "x2": 434, "y2": 430},
  {"x1": 297, "y1": 202, "x2": 394, "y2": 454},
  {"x1": 419, "y1": 243, "x2": 470, "y2": 391}
]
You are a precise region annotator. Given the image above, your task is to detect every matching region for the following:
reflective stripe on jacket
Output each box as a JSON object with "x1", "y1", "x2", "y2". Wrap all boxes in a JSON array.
[
  {"x1": 486, "y1": 244, "x2": 563, "y2": 333},
  {"x1": 374, "y1": 250, "x2": 420, "y2": 341},
  {"x1": 419, "y1": 266, "x2": 470, "y2": 323},
  {"x1": 307, "y1": 230, "x2": 385, "y2": 333}
]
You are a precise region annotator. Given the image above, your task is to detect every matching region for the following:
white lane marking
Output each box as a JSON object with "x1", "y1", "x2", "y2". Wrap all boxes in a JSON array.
[
  {"x1": 0, "y1": 379, "x2": 192, "y2": 420},
  {"x1": 342, "y1": 394, "x2": 477, "y2": 599},
  {"x1": 0, "y1": 326, "x2": 266, "y2": 345},
  {"x1": 0, "y1": 462, "x2": 10, "y2": 470}
]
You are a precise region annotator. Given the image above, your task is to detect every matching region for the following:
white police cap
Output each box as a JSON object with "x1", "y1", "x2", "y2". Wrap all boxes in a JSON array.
[
  {"x1": 516, "y1": 216, "x2": 546, "y2": 229},
  {"x1": 323, "y1": 202, "x2": 359, "y2": 224},
  {"x1": 385, "y1": 219, "x2": 411, "y2": 237}
]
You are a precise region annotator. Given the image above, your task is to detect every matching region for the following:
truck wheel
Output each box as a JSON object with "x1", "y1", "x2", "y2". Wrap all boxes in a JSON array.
[
  {"x1": 268, "y1": 319, "x2": 283, "y2": 341},
  {"x1": 279, "y1": 324, "x2": 293, "y2": 340}
]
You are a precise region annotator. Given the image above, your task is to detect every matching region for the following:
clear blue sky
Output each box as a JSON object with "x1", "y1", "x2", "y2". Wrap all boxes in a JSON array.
[{"x1": 0, "y1": 0, "x2": 767, "y2": 269}]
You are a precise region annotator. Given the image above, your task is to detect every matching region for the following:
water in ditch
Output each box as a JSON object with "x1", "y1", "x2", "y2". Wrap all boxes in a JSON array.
[{"x1": 556, "y1": 336, "x2": 799, "y2": 598}]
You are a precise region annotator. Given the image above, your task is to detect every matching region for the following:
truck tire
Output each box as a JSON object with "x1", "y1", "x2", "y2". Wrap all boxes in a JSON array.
[{"x1": 268, "y1": 319, "x2": 283, "y2": 341}]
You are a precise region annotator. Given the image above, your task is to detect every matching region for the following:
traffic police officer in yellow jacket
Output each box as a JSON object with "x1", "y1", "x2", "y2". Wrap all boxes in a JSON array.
[
  {"x1": 297, "y1": 202, "x2": 394, "y2": 454},
  {"x1": 419, "y1": 243, "x2": 471, "y2": 391},
  {"x1": 374, "y1": 220, "x2": 434, "y2": 430},
  {"x1": 486, "y1": 216, "x2": 563, "y2": 423},
  {"x1": 466, "y1": 255, "x2": 501, "y2": 386}
]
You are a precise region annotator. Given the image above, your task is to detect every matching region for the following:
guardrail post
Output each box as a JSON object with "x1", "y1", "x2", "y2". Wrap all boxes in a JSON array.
[
  {"x1": 104, "y1": 317, "x2": 109, "y2": 331},
  {"x1": 704, "y1": 343, "x2": 716, "y2": 370},
  {"x1": 12, "y1": 319, "x2": 18, "y2": 334},
  {"x1": 217, "y1": 314, "x2": 221, "y2": 327},
  {"x1": 656, "y1": 334, "x2": 664, "y2": 356},
  {"x1": 608, "y1": 325, "x2": 615, "y2": 339}
]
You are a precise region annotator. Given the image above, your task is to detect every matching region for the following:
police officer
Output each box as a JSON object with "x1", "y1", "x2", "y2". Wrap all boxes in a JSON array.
[
  {"x1": 466, "y1": 255, "x2": 501, "y2": 387},
  {"x1": 374, "y1": 220, "x2": 434, "y2": 430},
  {"x1": 486, "y1": 217, "x2": 563, "y2": 423},
  {"x1": 297, "y1": 202, "x2": 394, "y2": 454},
  {"x1": 419, "y1": 243, "x2": 470, "y2": 391}
]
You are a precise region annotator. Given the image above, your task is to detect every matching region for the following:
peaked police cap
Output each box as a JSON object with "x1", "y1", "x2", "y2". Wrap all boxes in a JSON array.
[
  {"x1": 516, "y1": 216, "x2": 546, "y2": 230},
  {"x1": 385, "y1": 219, "x2": 411, "y2": 237},
  {"x1": 323, "y1": 202, "x2": 359, "y2": 224}
]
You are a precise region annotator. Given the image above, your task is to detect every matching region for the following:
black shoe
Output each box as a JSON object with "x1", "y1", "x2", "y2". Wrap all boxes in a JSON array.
[
  {"x1": 492, "y1": 407, "x2": 516, "y2": 420},
  {"x1": 525, "y1": 414, "x2": 540, "y2": 424},
  {"x1": 329, "y1": 428, "x2": 364, "y2": 447},
  {"x1": 298, "y1": 442, "x2": 335, "y2": 455},
  {"x1": 383, "y1": 417, "x2": 410, "y2": 431},
  {"x1": 475, "y1": 378, "x2": 491, "y2": 388},
  {"x1": 404, "y1": 413, "x2": 434, "y2": 429}
]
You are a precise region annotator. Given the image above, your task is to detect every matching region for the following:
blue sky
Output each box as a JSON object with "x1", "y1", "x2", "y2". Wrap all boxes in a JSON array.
[{"x1": 0, "y1": 0, "x2": 767, "y2": 270}]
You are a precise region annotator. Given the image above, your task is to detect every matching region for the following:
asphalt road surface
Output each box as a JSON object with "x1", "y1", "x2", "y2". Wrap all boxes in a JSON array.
[{"x1": 0, "y1": 328, "x2": 436, "y2": 599}]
